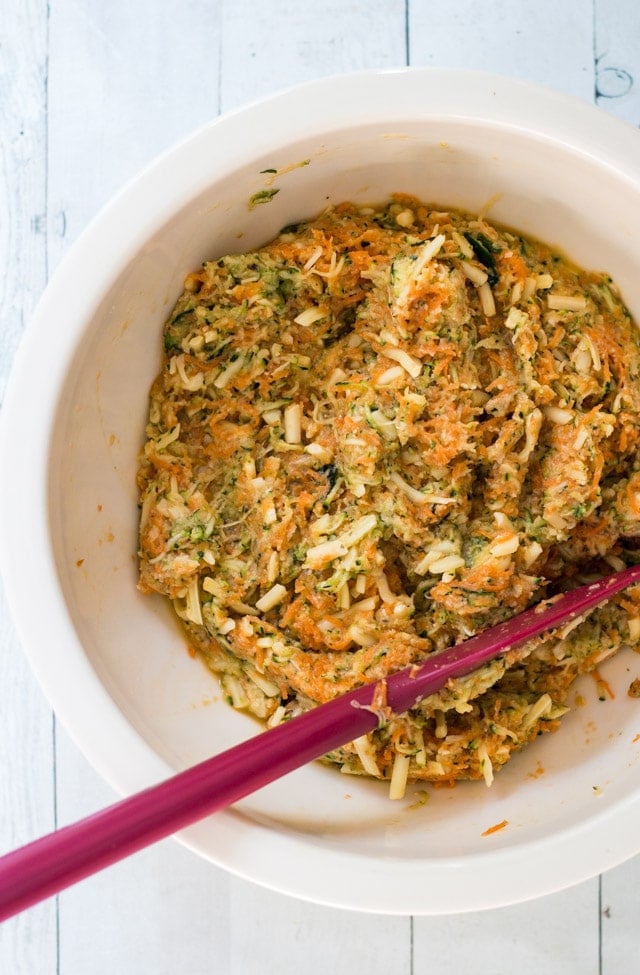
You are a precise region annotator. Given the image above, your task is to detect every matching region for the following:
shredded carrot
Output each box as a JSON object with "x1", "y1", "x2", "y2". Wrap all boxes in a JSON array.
[
  {"x1": 593, "y1": 669, "x2": 615, "y2": 701},
  {"x1": 481, "y1": 819, "x2": 508, "y2": 836}
]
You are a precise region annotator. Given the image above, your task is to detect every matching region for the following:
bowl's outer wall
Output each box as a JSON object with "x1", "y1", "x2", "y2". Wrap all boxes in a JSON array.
[{"x1": 4, "y1": 70, "x2": 640, "y2": 913}]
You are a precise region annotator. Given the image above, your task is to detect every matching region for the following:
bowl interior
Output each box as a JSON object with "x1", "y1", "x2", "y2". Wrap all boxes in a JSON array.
[{"x1": 11, "y1": 74, "x2": 640, "y2": 912}]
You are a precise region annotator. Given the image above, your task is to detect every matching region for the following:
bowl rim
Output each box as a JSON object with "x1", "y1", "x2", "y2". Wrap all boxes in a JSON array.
[{"x1": 3, "y1": 66, "x2": 640, "y2": 914}]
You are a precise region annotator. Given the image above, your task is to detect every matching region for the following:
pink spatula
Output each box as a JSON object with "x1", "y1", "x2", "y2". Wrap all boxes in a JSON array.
[{"x1": 2, "y1": 563, "x2": 640, "y2": 921}]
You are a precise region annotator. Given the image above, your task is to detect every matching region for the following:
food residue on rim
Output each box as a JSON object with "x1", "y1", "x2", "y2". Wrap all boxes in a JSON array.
[
  {"x1": 527, "y1": 762, "x2": 545, "y2": 780},
  {"x1": 593, "y1": 669, "x2": 615, "y2": 701},
  {"x1": 584, "y1": 718, "x2": 598, "y2": 746},
  {"x1": 248, "y1": 160, "x2": 312, "y2": 210},
  {"x1": 260, "y1": 159, "x2": 311, "y2": 185},
  {"x1": 190, "y1": 695, "x2": 218, "y2": 708},
  {"x1": 248, "y1": 188, "x2": 280, "y2": 210},
  {"x1": 407, "y1": 789, "x2": 430, "y2": 810},
  {"x1": 481, "y1": 819, "x2": 508, "y2": 836}
]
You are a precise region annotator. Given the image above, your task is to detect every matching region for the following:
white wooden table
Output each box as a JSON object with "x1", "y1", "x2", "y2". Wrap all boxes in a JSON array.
[{"x1": 2, "y1": 2, "x2": 640, "y2": 971}]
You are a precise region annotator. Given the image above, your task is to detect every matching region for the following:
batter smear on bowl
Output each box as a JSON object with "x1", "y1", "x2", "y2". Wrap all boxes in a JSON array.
[{"x1": 137, "y1": 196, "x2": 640, "y2": 799}]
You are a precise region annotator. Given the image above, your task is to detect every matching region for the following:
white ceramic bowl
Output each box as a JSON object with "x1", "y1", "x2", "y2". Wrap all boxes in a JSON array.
[{"x1": 3, "y1": 69, "x2": 640, "y2": 915}]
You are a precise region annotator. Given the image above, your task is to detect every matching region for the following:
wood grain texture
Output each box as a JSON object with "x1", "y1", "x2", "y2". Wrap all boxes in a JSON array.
[
  {"x1": 414, "y1": 882, "x2": 600, "y2": 975},
  {"x1": 2, "y1": 1, "x2": 640, "y2": 972},
  {"x1": 225, "y1": 884, "x2": 410, "y2": 975},
  {"x1": 0, "y1": 585, "x2": 57, "y2": 973},
  {"x1": 46, "y1": 0, "x2": 222, "y2": 263},
  {"x1": 409, "y1": 0, "x2": 594, "y2": 101},
  {"x1": 56, "y1": 729, "x2": 234, "y2": 975},
  {"x1": 595, "y1": 0, "x2": 640, "y2": 126},
  {"x1": 0, "y1": 0, "x2": 49, "y2": 404},
  {"x1": 219, "y1": 0, "x2": 407, "y2": 111},
  {"x1": 48, "y1": 2, "x2": 411, "y2": 974},
  {"x1": 0, "y1": 2, "x2": 58, "y2": 972}
]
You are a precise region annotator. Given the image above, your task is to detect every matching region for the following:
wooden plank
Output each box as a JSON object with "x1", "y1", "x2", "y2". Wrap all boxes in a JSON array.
[
  {"x1": 408, "y1": 3, "x2": 603, "y2": 971},
  {"x1": 414, "y1": 880, "x2": 600, "y2": 975},
  {"x1": 219, "y1": 0, "x2": 407, "y2": 111},
  {"x1": 217, "y1": 5, "x2": 411, "y2": 970},
  {"x1": 45, "y1": 3, "x2": 226, "y2": 967},
  {"x1": 408, "y1": 0, "x2": 594, "y2": 102},
  {"x1": 0, "y1": 1, "x2": 58, "y2": 972},
  {"x1": 408, "y1": 1, "x2": 640, "y2": 959},
  {"x1": 47, "y1": 2, "x2": 411, "y2": 973},
  {"x1": 595, "y1": 0, "x2": 640, "y2": 126},
  {"x1": 583, "y1": 7, "x2": 640, "y2": 964}
]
